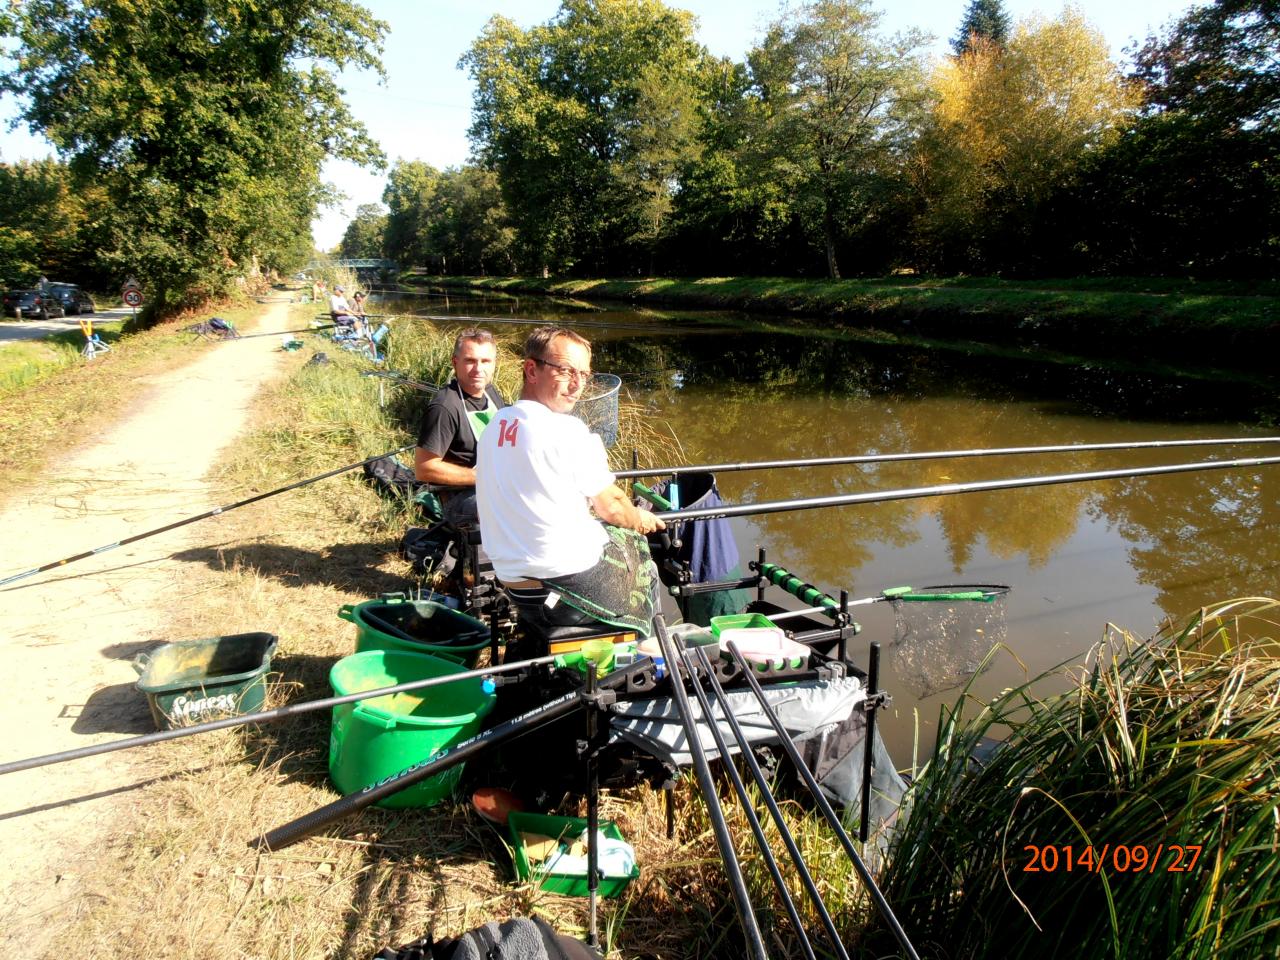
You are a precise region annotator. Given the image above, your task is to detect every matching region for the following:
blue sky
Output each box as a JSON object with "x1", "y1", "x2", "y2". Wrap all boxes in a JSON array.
[{"x1": 0, "y1": 0, "x2": 1198, "y2": 250}]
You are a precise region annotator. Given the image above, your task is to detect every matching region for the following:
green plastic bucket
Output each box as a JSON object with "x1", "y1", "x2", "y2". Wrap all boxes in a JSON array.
[
  {"x1": 133, "y1": 632, "x2": 278, "y2": 730},
  {"x1": 328, "y1": 649, "x2": 496, "y2": 809},
  {"x1": 338, "y1": 593, "x2": 490, "y2": 667}
]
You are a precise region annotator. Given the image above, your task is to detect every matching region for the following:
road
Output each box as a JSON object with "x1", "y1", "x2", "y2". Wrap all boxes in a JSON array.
[{"x1": 0, "y1": 307, "x2": 132, "y2": 347}]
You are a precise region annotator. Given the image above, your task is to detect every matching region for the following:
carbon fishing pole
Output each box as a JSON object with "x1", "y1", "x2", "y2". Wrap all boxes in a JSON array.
[
  {"x1": 726, "y1": 642, "x2": 922, "y2": 960},
  {"x1": 398, "y1": 312, "x2": 696, "y2": 334},
  {"x1": 203, "y1": 323, "x2": 340, "y2": 341},
  {"x1": 653, "y1": 615, "x2": 769, "y2": 960},
  {"x1": 692, "y1": 644, "x2": 851, "y2": 960},
  {"x1": 654, "y1": 454, "x2": 1280, "y2": 524},
  {"x1": 0, "y1": 445, "x2": 415, "y2": 589},
  {"x1": 254, "y1": 659, "x2": 655, "y2": 851},
  {"x1": 361, "y1": 370, "x2": 440, "y2": 393},
  {"x1": 0, "y1": 652, "x2": 560, "y2": 776},
  {"x1": 616, "y1": 435, "x2": 1280, "y2": 479},
  {"x1": 682, "y1": 645, "x2": 827, "y2": 960}
]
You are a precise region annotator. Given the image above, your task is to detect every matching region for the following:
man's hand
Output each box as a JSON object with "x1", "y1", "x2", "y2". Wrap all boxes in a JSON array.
[
  {"x1": 591, "y1": 484, "x2": 666, "y2": 534},
  {"x1": 636, "y1": 509, "x2": 665, "y2": 535}
]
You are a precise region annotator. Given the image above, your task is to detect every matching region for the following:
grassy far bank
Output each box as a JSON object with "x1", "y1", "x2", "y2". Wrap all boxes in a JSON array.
[{"x1": 412, "y1": 274, "x2": 1279, "y2": 373}]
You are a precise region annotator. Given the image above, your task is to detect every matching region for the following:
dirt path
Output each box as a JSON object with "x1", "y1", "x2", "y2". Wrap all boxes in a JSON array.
[{"x1": 0, "y1": 298, "x2": 295, "y2": 950}]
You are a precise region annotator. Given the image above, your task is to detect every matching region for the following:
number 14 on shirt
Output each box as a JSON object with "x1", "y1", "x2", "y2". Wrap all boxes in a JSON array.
[{"x1": 497, "y1": 419, "x2": 520, "y2": 447}]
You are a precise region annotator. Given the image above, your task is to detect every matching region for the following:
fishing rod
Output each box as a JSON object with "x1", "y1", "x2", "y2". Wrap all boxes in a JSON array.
[
  {"x1": 361, "y1": 370, "x2": 440, "y2": 394},
  {"x1": 0, "y1": 445, "x2": 415, "y2": 590},
  {"x1": 217, "y1": 324, "x2": 340, "y2": 341},
  {"x1": 725, "y1": 641, "x2": 922, "y2": 960},
  {"x1": 254, "y1": 658, "x2": 656, "y2": 850},
  {"x1": 616, "y1": 436, "x2": 1280, "y2": 479},
  {"x1": 654, "y1": 454, "x2": 1280, "y2": 524},
  {"x1": 653, "y1": 616, "x2": 768, "y2": 959},
  {"x1": 684, "y1": 643, "x2": 834, "y2": 960},
  {"x1": 0, "y1": 652, "x2": 561, "y2": 776},
  {"x1": 400, "y1": 312, "x2": 688, "y2": 334}
]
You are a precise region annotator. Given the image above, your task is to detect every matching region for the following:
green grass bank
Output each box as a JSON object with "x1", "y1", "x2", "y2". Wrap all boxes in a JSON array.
[{"x1": 411, "y1": 274, "x2": 1279, "y2": 374}]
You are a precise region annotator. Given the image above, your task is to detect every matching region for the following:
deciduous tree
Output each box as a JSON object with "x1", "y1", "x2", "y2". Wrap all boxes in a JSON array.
[
  {"x1": 743, "y1": 0, "x2": 928, "y2": 278},
  {"x1": 1, "y1": 0, "x2": 387, "y2": 319},
  {"x1": 462, "y1": 0, "x2": 708, "y2": 274}
]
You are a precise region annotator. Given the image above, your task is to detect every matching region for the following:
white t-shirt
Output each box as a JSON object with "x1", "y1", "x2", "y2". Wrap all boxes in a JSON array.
[
  {"x1": 329, "y1": 293, "x2": 351, "y2": 314},
  {"x1": 476, "y1": 398, "x2": 614, "y2": 580}
]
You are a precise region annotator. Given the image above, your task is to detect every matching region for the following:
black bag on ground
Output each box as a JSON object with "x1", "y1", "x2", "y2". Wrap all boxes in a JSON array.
[
  {"x1": 400, "y1": 524, "x2": 451, "y2": 574},
  {"x1": 372, "y1": 916, "x2": 602, "y2": 960}
]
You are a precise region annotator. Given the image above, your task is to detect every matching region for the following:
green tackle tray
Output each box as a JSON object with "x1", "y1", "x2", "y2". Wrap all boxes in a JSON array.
[{"x1": 508, "y1": 811, "x2": 639, "y2": 898}]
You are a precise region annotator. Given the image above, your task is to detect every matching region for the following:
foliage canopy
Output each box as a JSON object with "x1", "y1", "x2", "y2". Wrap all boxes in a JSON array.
[{"x1": 1, "y1": 0, "x2": 387, "y2": 318}]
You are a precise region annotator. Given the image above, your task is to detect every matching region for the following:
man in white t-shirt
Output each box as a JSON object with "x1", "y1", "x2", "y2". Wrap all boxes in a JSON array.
[{"x1": 476, "y1": 326, "x2": 665, "y2": 638}]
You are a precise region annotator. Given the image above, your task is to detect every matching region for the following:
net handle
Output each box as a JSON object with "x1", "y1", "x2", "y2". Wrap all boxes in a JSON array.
[{"x1": 883, "y1": 584, "x2": 1010, "y2": 603}]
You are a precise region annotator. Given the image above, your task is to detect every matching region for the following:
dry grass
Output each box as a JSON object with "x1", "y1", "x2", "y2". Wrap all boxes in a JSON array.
[{"x1": 43, "y1": 318, "x2": 816, "y2": 959}]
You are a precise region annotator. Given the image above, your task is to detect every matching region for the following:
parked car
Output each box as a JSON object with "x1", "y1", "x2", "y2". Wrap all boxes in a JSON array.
[
  {"x1": 1, "y1": 289, "x2": 66, "y2": 320},
  {"x1": 48, "y1": 282, "x2": 96, "y2": 315}
]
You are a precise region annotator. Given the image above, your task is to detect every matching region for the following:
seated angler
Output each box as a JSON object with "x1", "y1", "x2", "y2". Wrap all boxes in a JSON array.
[
  {"x1": 414, "y1": 328, "x2": 506, "y2": 530},
  {"x1": 476, "y1": 326, "x2": 665, "y2": 639},
  {"x1": 329, "y1": 285, "x2": 357, "y2": 332}
]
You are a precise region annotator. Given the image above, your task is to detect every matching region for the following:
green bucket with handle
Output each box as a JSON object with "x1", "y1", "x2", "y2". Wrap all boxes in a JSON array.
[
  {"x1": 328, "y1": 649, "x2": 496, "y2": 808},
  {"x1": 338, "y1": 593, "x2": 490, "y2": 666}
]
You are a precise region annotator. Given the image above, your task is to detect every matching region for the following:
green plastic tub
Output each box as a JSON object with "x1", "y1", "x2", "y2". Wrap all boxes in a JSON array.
[
  {"x1": 508, "y1": 811, "x2": 639, "y2": 898},
  {"x1": 133, "y1": 632, "x2": 278, "y2": 730},
  {"x1": 328, "y1": 649, "x2": 496, "y2": 809},
  {"x1": 339, "y1": 593, "x2": 490, "y2": 666}
]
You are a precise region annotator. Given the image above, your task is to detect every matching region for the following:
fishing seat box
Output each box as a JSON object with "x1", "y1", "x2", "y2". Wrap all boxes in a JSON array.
[{"x1": 133, "y1": 632, "x2": 278, "y2": 730}]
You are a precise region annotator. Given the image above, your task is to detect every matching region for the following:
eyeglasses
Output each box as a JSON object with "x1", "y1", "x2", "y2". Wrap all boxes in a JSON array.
[{"x1": 533, "y1": 357, "x2": 593, "y2": 384}]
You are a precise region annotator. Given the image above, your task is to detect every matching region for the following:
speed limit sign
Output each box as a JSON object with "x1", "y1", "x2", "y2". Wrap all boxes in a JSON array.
[{"x1": 123, "y1": 288, "x2": 143, "y2": 308}]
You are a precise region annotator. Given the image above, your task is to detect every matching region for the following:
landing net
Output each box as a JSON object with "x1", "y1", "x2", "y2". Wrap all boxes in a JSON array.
[{"x1": 887, "y1": 585, "x2": 1010, "y2": 699}]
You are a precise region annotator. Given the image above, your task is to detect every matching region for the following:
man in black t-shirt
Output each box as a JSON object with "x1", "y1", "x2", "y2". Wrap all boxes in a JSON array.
[{"x1": 415, "y1": 328, "x2": 505, "y2": 528}]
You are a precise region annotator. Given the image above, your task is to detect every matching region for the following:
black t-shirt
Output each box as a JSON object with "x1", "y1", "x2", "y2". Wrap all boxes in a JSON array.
[{"x1": 416, "y1": 379, "x2": 506, "y2": 469}]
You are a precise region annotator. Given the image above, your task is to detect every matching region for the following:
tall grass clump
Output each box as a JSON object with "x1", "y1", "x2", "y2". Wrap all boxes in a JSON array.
[{"x1": 869, "y1": 598, "x2": 1280, "y2": 960}]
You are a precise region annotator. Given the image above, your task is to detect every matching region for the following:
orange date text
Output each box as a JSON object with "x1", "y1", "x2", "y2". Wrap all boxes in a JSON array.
[{"x1": 1022, "y1": 844, "x2": 1202, "y2": 873}]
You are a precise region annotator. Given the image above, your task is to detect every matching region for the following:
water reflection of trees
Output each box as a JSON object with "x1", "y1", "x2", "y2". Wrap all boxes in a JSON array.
[
  {"x1": 1092, "y1": 468, "x2": 1280, "y2": 618},
  {"x1": 600, "y1": 325, "x2": 1279, "y2": 613}
]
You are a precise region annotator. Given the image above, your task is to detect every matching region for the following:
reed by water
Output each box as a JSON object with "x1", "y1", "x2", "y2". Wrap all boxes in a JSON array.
[{"x1": 870, "y1": 598, "x2": 1280, "y2": 960}]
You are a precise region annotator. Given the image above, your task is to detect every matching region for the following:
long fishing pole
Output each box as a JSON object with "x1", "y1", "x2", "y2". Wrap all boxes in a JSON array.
[
  {"x1": 254, "y1": 659, "x2": 654, "y2": 851},
  {"x1": 0, "y1": 445, "x2": 415, "y2": 589},
  {"x1": 726, "y1": 642, "x2": 922, "y2": 960},
  {"x1": 214, "y1": 324, "x2": 340, "y2": 340},
  {"x1": 653, "y1": 615, "x2": 768, "y2": 960},
  {"x1": 693, "y1": 645, "x2": 850, "y2": 960},
  {"x1": 616, "y1": 436, "x2": 1280, "y2": 479},
  {"x1": 0, "y1": 652, "x2": 560, "y2": 776},
  {"x1": 361, "y1": 370, "x2": 440, "y2": 393},
  {"x1": 655, "y1": 454, "x2": 1280, "y2": 524},
  {"x1": 682, "y1": 645, "x2": 824, "y2": 960},
  {"x1": 400, "y1": 312, "x2": 690, "y2": 334}
]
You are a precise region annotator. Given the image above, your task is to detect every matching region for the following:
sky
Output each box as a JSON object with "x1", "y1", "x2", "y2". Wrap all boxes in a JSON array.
[{"x1": 0, "y1": 0, "x2": 1199, "y2": 251}]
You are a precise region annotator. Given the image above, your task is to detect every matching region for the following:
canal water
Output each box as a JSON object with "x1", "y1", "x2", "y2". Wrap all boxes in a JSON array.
[{"x1": 384, "y1": 288, "x2": 1280, "y2": 764}]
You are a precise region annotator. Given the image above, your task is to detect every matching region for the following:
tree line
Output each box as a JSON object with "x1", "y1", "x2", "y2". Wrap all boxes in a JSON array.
[
  {"x1": 342, "y1": 0, "x2": 1277, "y2": 280},
  {"x1": 0, "y1": 0, "x2": 387, "y2": 320}
]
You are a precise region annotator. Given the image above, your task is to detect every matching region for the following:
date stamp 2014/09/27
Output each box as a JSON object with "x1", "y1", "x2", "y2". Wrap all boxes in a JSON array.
[{"x1": 1023, "y1": 844, "x2": 1203, "y2": 874}]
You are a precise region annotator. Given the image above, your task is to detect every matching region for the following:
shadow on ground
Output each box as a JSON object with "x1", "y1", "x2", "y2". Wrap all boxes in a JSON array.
[{"x1": 172, "y1": 540, "x2": 410, "y2": 595}]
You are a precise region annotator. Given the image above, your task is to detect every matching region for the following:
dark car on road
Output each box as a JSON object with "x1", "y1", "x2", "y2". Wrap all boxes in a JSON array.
[
  {"x1": 1, "y1": 288, "x2": 66, "y2": 320},
  {"x1": 48, "y1": 283, "x2": 96, "y2": 315}
]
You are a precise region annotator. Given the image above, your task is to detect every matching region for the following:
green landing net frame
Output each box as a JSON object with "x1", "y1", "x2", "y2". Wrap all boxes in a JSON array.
[{"x1": 885, "y1": 584, "x2": 1011, "y2": 700}]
